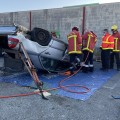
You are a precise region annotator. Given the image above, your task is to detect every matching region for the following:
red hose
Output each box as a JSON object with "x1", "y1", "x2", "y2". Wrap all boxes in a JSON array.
[
  {"x1": 58, "y1": 67, "x2": 90, "y2": 94},
  {"x1": 0, "y1": 53, "x2": 90, "y2": 99},
  {"x1": 0, "y1": 68, "x2": 90, "y2": 99}
]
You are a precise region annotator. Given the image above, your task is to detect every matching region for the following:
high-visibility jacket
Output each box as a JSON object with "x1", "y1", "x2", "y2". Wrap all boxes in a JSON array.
[
  {"x1": 67, "y1": 30, "x2": 82, "y2": 54},
  {"x1": 100, "y1": 33, "x2": 114, "y2": 50},
  {"x1": 112, "y1": 31, "x2": 120, "y2": 52},
  {"x1": 82, "y1": 31, "x2": 97, "y2": 53}
]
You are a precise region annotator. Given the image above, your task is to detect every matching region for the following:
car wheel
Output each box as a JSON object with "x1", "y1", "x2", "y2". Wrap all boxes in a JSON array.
[{"x1": 31, "y1": 27, "x2": 52, "y2": 46}]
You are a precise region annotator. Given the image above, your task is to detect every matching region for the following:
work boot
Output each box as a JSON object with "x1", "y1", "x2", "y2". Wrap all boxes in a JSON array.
[
  {"x1": 104, "y1": 68, "x2": 109, "y2": 72},
  {"x1": 100, "y1": 68, "x2": 105, "y2": 70},
  {"x1": 110, "y1": 66, "x2": 113, "y2": 69},
  {"x1": 89, "y1": 67, "x2": 94, "y2": 72},
  {"x1": 100, "y1": 68, "x2": 109, "y2": 71},
  {"x1": 82, "y1": 67, "x2": 89, "y2": 73},
  {"x1": 70, "y1": 71, "x2": 74, "y2": 75},
  {"x1": 110, "y1": 65, "x2": 113, "y2": 69},
  {"x1": 117, "y1": 67, "x2": 120, "y2": 71}
]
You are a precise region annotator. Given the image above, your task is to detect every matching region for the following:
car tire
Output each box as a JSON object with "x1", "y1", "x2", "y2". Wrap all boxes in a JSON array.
[{"x1": 31, "y1": 27, "x2": 52, "y2": 46}]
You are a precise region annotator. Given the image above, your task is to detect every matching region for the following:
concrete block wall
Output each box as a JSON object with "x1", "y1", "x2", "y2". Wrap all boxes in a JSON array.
[
  {"x1": 12, "y1": 11, "x2": 30, "y2": 29},
  {"x1": 0, "y1": 2, "x2": 120, "y2": 47},
  {"x1": 85, "y1": 2, "x2": 120, "y2": 56},
  {"x1": 31, "y1": 7, "x2": 83, "y2": 42},
  {"x1": 0, "y1": 13, "x2": 13, "y2": 25},
  {"x1": 0, "y1": 11, "x2": 30, "y2": 29},
  {"x1": 86, "y1": 3, "x2": 120, "y2": 46}
]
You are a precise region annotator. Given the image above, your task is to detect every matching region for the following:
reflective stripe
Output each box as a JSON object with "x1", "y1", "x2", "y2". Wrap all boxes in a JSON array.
[
  {"x1": 113, "y1": 50, "x2": 120, "y2": 52},
  {"x1": 69, "y1": 51, "x2": 82, "y2": 54},
  {"x1": 86, "y1": 34, "x2": 92, "y2": 49},
  {"x1": 68, "y1": 34, "x2": 78, "y2": 52},
  {"x1": 106, "y1": 35, "x2": 111, "y2": 42},
  {"x1": 83, "y1": 48, "x2": 93, "y2": 53},
  {"x1": 102, "y1": 35, "x2": 111, "y2": 44},
  {"x1": 114, "y1": 38, "x2": 118, "y2": 50},
  {"x1": 102, "y1": 48, "x2": 113, "y2": 50},
  {"x1": 74, "y1": 37, "x2": 76, "y2": 52},
  {"x1": 95, "y1": 38, "x2": 97, "y2": 42},
  {"x1": 68, "y1": 35, "x2": 77, "y2": 39},
  {"x1": 102, "y1": 42, "x2": 114, "y2": 44},
  {"x1": 79, "y1": 44, "x2": 82, "y2": 46},
  {"x1": 101, "y1": 35, "x2": 113, "y2": 49},
  {"x1": 89, "y1": 49, "x2": 94, "y2": 53},
  {"x1": 83, "y1": 33, "x2": 94, "y2": 53}
]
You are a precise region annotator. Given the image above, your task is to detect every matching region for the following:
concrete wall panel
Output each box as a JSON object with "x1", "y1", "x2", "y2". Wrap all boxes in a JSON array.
[
  {"x1": 86, "y1": 3, "x2": 120, "y2": 46},
  {"x1": 0, "y1": 13, "x2": 13, "y2": 25},
  {"x1": 31, "y1": 10, "x2": 48, "y2": 29},
  {"x1": 0, "y1": 2, "x2": 120, "y2": 47},
  {"x1": 12, "y1": 11, "x2": 30, "y2": 29},
  {"x1": 31, "y1": 7, "x2": 83, "y2": 42},
  {"x1": 47, "y1": 7, "x2": 83, "y2": 41}
]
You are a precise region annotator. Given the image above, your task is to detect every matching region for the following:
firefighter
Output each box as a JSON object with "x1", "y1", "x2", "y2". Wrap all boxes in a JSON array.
[
  {"x1": 110, "y1": 25, "x2": 120, "y2": 71},
  {"x1": 67, "y1": 27, "x2": 82, "y2": 75},
  {"x1": 82, "y1": 30, "x2": 97, "y2": 73},
  {"x1": 100, "y1": 29, "x2": 114, "y2": 71}
]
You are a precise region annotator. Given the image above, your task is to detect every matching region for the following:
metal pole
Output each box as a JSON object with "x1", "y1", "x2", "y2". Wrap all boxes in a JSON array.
[
  {"x1": 29, "y1": 11, "x2": 32, "y2": 31},
  {"x1": 82, "y1": 6, "x2": 86, "y2": 35}
]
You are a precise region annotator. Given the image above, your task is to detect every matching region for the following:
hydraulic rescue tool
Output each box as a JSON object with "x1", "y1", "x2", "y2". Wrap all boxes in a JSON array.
[{"x1": 18, "y1": 42, "x2": 48, "y2": 100}]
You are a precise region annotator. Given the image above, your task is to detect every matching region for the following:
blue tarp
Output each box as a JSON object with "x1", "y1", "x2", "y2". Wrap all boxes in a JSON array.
[{"x1": 0, "y1": 68, "x2": 117, "y2": 101}]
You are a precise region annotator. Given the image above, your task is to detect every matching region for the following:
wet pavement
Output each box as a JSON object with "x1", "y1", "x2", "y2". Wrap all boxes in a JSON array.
[{"x1": 0, "y1": 57, "x2": 120, "y2": 120}]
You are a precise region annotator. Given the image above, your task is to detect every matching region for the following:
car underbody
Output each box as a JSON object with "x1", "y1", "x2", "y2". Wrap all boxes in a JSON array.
[{"x1": 0, "y1": 25, "x2": 70, "y2": 72}]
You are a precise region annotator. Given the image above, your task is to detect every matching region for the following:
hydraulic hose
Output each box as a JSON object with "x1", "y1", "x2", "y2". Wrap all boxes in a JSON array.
[{"x1": 0, "y1": 52, "x2": 90, "y2": 99}]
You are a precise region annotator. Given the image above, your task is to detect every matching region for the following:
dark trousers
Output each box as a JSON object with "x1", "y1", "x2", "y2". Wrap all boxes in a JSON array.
[
  {"x1": 101, "y1": 50, "x2": 111, "y2": 69},
  {"x1": 69, "y1": 54, "x2": 81, "y2": 73},
  {"x1": 83, "y1": 50, "x2": 93, "y2": 65},
  {"x1": 110, "y1": 52, "x2": 120, "y2": 69}
]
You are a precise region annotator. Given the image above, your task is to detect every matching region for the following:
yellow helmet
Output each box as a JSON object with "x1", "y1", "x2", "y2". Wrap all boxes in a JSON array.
[{"x1": 111, "y1": 25, "x2": 118, "y2": 30}]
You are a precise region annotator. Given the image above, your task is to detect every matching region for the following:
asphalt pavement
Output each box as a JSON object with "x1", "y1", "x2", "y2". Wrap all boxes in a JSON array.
[{"x1": 0, "y1": 57, "x2": 120, "y2": 120}]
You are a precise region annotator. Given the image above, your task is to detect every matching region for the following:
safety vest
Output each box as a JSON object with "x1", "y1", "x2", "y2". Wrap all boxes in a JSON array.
[
  {"x1": 112, "y1": 32, "x2": 120, "y2": 52},
  {"x1": 67, "y1": 30, "x2": 82, "y2": 54},
  {"x1": 82, "y1": 32, "x2": 97, "y2": 53},
  {"x1": 100, "y1": 33, "x2": 114, "y2": 50}
]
